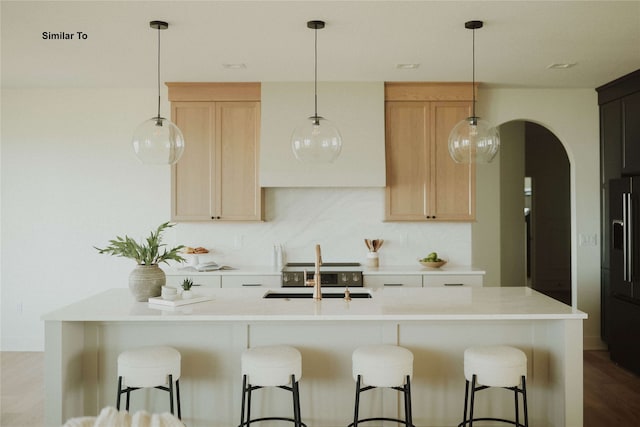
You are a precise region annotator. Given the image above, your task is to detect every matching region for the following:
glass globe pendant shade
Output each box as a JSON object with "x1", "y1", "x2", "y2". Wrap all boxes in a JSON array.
[
  {"x1": 291, "y1": 116, "x2": 342, "y2": 163},
  {"x1": 448, "y1": 116, "x2": 500, "y2": 164},
  {"x1": 132, "y1": 116, "x2": 185, "y2": 165}
]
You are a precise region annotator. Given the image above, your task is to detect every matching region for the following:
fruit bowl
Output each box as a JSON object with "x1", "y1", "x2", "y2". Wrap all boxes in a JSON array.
[{"x1": 418, "y1": 260, "x2": 447, "y2": 268}]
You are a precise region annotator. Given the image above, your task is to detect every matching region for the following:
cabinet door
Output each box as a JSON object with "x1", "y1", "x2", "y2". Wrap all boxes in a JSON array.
[
  {"x1": 385, "y1": 102, "x2": 429, "y2": 220},
  {"x1": 601, "y1": 100, "x2": 622, "y2": 268},
  {"x1": 430, "y1": 102, "x2": 475, "y2": 220},
  {"x1": 363, "y1": 275, "x2": 423, "y2": 289},
  {"x1": 216, "y1": 102, "x2": 263, "y2": 221},
  {"x1": 622, "y1": 91, "x2": 640, "y2": 175},
  {"x1": 172, "y1": 102, "x2": 216, "y2": 220},
  {"x1": 423, "y1": 274, "x2": 483, "y2": 287},
  {"x1": 221, "y1": 275, "x2": 280, "y2": 289},
  {"x1": 165, "y1": 274, "x2": 221, "y2": 288}
]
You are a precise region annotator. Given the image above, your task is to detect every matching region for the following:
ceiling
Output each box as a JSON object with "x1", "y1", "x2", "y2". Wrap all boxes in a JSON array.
[{"x1": 2, "y1": 0, "x2": 640, "y2": 90}]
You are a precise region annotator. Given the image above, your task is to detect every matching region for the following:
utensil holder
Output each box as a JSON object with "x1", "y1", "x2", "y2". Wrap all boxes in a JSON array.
[{"x1": 366, "y1": 252, "x2": 379, "y2": 268}]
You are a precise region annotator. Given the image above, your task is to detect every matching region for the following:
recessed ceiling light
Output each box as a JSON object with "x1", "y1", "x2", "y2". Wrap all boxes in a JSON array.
[
  {"x1": 546, "y1": 63, "x2": 577, "y2": 70},
  {"x1": 222, "y1": 63, "x2": 247, "y2": 69},
  {"x1": 396, "y1": 63, "x2": 420, "y2": 70}
]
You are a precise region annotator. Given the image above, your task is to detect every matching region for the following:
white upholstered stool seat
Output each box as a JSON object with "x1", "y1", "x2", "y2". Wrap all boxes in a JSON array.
[
  {"x1": 239, "y1": 345, "x2": 305, "y2": 427},
  {"x1": 241, "y1": 345, "x2": 302, "y2": 387},
  {"x1": 352, "y1": 344, "x2": 413, "y2": 387},
  {"x1": 350, "y1": 345, "x2": 414, "y2": 427},
  {"x1": 116, "y1": 346, "x2": 182, "y2": 419},
  {"x1": 459, "y1": 345, "x2": 528, "y2": 427},
  {"x1": 464, "y1": 345, "x2": 527, "y2": 388}
]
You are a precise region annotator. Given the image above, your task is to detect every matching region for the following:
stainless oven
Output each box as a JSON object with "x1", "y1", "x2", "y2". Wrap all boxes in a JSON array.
[{"x1": 281, "y1": 262, "x2": 363, "y2": 287}]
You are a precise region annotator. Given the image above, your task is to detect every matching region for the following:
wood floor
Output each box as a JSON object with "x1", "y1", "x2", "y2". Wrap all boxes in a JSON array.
[
  {"x1": 583, "y1": 350, "x2": 640, "y2": 427},
  {"x1": 1, "y1": 352, "x2": 44, "y2": 427},
  {"x1": 2, "y1": 350, "x2": 639, "y2": 426}
]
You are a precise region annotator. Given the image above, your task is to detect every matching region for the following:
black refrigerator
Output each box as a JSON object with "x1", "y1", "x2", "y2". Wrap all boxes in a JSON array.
[{"x1": 609, "y1": 177, "x2": 640, "y2": 375}]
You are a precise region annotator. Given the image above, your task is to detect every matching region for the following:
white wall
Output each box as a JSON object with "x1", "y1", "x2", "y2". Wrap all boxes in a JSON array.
[
  {"x1": 476, "y1": 88, "x2": 603, "y2": 350},
  {"x1": 1, "y1": 88, "x2": 472, "y2": 350}
]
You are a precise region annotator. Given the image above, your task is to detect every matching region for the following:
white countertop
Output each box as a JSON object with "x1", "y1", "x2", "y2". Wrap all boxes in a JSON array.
[
  {"x1": 42, "y1": 287, "x2": 585, "y2": 322},
  {"x1": 165, "y1": 265, "x2": 281, "y2": 276},
  {"x1": 362, "y1": 265, "x2": 485, "y2": 275},
  {"x1": 164, "y1": 265, "x2": 485, "y2": 276}
]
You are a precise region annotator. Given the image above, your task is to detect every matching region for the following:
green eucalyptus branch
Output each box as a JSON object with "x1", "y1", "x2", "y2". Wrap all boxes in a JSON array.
[{"x1": 95, "y1": 222, "x2": 185, "y2": 265}]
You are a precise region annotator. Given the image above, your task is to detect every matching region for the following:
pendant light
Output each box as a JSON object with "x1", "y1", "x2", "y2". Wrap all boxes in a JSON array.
[
  {"x1": 291, "y1": 20, "x2": 342, "y2": 163},
  {"x1": 132, "y1": 21, "x2": 185, "y2": 165},
  {"x1": 448, "y1": 20, "x2": 500, "y2": 164}
]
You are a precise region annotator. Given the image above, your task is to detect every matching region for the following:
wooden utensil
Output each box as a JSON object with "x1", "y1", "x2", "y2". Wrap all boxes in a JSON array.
[{"x1": 364, "y1": 239, "x2": 372, "y2": 251}]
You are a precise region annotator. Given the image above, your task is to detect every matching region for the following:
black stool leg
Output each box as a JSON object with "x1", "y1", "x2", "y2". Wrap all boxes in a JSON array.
[
  {"x1": 240, "y1": 375, "x2": 248, "y2": 427},
  {"x1": 176, "y1": 379, "x2": 181, "y2": 420},
  {"x1": 291, "y1": 375, "x2": 301, "y2": 427},
  {"x1": 353, "y1": 375, "x2": 362, "y2": 427},
  {"x1": 522, "y1": 376, "x2": 529, "y2": 427},
  {"x1": 116, "y1": 376, "x2": 123, "y2": 410},
  {"x1": 404, "y1": 375, "x2": 413, "y2": 427},
  {"x1": 168, "y1": 374, "x2": 175, "y2": 416},
  {"x1": 247, "y1": 379, "x2": 253, "y2": 426},
  {"x1": 514, "y1": 382, "x2": 520, "y2": 427},
  {"x1": 469, "y1": 375, "x2": 477, "y2": 427},
  {"x1": 461, "y1": 379, "x2": 470, "y2": 426}
]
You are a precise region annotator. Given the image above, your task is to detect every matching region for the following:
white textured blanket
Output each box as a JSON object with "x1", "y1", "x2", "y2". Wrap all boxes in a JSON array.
[{"x1": 62, "y1": 407, "x2": 185, "y2": 427}]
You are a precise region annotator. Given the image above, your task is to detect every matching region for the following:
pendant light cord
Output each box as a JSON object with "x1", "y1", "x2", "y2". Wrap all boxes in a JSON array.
[
  {"x1": 471, "y1": 26, "x2": 476, "y2": 118},
  {"x1": 314, "y1": 25, "x2": 318, "y2": 119},
  {"x1": 156, "y1": 25, "x2": 161, "y2": 120}
]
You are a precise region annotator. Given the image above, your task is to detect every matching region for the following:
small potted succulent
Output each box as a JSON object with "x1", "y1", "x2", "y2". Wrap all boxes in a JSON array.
[
  {"x1": 95, "y1": 222, "x2": 185, "y2": 301},
  {"x1": 181, "y1": 278, "x2": 194, "y2": 299}
]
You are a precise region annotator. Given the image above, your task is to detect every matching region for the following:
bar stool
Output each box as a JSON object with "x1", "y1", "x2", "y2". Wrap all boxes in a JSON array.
[
  {"x1": 116, "y1": 346, "x2": 181, "y2": 419},
  {"x1": 459, "y1": 345, "x2": 528, "y2": 427},
  {"x1": 239, "y1": 345, "x2": 306, "y2": 427},
  {"x1": 349, "y1": 344, "x2": 414, "y2": 427}
]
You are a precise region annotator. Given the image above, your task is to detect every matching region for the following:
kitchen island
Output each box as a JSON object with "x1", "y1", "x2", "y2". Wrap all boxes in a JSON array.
[{"x1": 43, "y1": 286, "x2": 586, "y2": 427}]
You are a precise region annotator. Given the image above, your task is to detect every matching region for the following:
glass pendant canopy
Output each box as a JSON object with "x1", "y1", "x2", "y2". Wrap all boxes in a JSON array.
[
  {"x1": 132, "y1": 21, "x2": 184, "y2": 165},
  {"x1": 448, "y1": 20, "x2": 500, "y2": 164},
  {"x1": 291, "y1": 20, "x2": 342, "y2": 163}
]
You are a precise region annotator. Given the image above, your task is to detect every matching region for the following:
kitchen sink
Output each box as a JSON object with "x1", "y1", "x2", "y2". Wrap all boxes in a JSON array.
[{"x1": 263, "y1": 290, "x2": 372, "y2": 299}]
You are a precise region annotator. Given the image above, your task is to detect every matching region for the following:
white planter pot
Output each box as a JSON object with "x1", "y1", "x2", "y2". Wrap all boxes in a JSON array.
[{"x1": 128, "y1": 264, "x2": 166, "y2": 302}]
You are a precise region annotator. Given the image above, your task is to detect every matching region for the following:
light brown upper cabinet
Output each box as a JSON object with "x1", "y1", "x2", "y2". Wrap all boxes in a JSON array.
[
  {"x1": 167, "y1": 83, "x2": 264, "y2": 221},
  {"x1": 385, "y1": 83, "x2": 476, "y2": 221}
]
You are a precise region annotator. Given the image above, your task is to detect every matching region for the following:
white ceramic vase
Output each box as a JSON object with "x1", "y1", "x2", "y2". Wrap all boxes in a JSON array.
[{"x1": 128, "y1": 264, "x2": 166, "y2": 302}]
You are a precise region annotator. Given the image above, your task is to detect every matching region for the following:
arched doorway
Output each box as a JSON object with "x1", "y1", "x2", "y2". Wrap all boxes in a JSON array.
[
  {"x1": 502, "y1": 120, "x2": 572, "y2": 304},
  {"x1": 473, "y1": 120, "x2": 571, "y2": 305}
]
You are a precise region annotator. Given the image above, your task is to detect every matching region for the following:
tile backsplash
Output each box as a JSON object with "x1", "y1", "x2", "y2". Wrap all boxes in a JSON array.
[{"x1": 173, "y1": 187, "x2": 472, "y2": 267}]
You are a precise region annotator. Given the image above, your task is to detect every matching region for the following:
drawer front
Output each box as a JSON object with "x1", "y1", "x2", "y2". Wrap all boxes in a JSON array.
[
  {"x1": 165, "y1": 275, "x2": 221, "y2": 288},
  {"x1": 422, "y1": 274, "x2": 483, "y2": 288},
  {"x1": 221, "y1": 275, "x2": 281, "y2": 289},
  {"x1": 364, "y1": 275, "x2": 423, "y2": 288}
]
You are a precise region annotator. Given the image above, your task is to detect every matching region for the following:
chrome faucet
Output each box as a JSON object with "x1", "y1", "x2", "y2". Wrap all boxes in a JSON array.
[{"x1": 305, "y1": 244, "x2": 323, "y2": 300}]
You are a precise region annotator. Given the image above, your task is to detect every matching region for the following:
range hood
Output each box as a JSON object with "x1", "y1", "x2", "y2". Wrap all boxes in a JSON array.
[{"x1": 260, "y1": 82, "x2": 386, "y2": 187}]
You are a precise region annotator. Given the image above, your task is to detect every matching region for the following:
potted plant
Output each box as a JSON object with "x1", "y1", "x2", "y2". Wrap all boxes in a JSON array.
[
  {"x1": 95, "y1": 222, "x2": 185, "y2": 301},
  {"x1": 181, "y1": 278, "x2": 194, "y2": 299}
]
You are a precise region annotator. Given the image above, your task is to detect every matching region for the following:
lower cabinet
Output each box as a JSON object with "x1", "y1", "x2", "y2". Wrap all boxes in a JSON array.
[
  {"x1": 221, "y1": 275, "x2": 281, "y2": 289},
  {"x1": 364, "y1": 275, "x2": 423, "y2": 289},
  {"x1": 165, "y1": 274, "x2": 221, "y2": 288},
  {"x1": 423, "y1": 274, "x2": 483, "y2": 288},
  {"x1": 364, "y1": 273, "x2": 484, "y2": 289}
]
